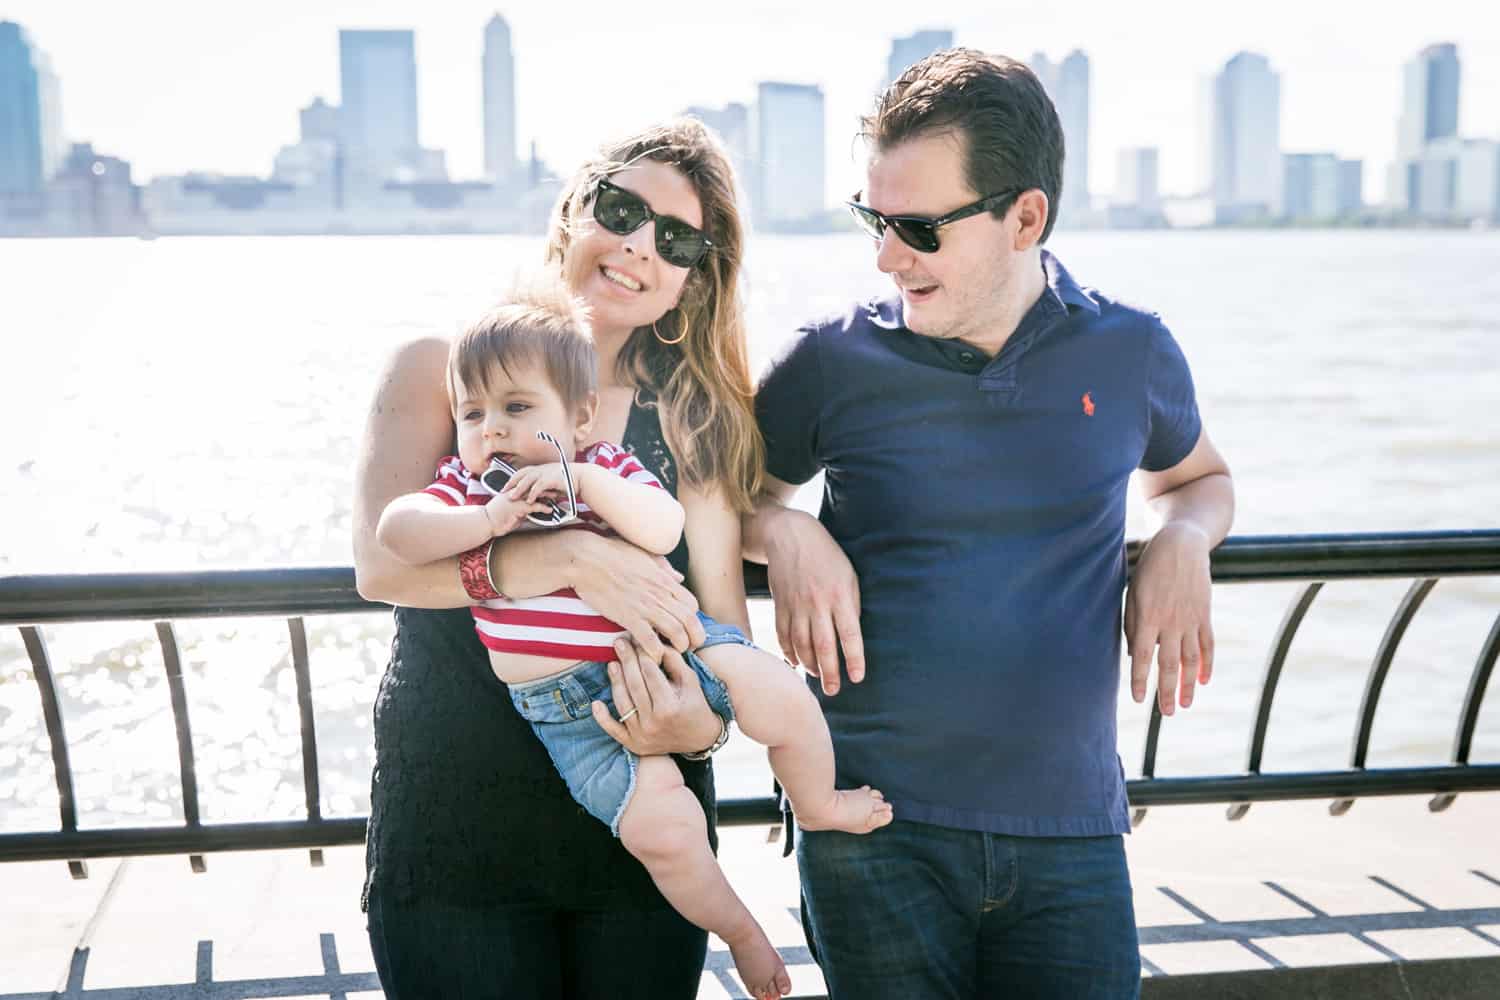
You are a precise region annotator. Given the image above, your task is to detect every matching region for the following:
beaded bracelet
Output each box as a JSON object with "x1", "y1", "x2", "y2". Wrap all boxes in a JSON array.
[{"x1": 679, "y1": 712, "x2": 731, "y2": 761}]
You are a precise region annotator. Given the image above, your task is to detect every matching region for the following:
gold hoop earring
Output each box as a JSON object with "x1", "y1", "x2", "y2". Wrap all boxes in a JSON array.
[{"x1": 653, "y1": 317, "x2": 686, "y2": 345}]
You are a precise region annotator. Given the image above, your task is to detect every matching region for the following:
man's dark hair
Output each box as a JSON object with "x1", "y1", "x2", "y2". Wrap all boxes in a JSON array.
[{"x1": 861, "y1": 48, "x2": 1065, "y2": 243}]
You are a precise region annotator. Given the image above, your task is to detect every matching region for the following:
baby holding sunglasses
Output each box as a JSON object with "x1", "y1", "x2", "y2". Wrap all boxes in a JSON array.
[{"x1": 375, "y1": 278, "x2": 892, "y2": 1000}]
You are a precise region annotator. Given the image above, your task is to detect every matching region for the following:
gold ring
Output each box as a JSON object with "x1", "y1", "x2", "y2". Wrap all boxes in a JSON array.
[{"x1": 618, "y1": 707, "x2": 638, "y2": 723}]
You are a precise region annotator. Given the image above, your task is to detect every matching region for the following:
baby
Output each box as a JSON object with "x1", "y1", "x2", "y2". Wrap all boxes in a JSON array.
[{"x1": 377, "y1": 279, "x2": 891, "y2": 999}]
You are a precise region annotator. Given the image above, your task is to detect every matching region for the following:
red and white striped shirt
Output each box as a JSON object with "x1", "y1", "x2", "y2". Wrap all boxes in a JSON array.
[{"x1": 424, "y1": 441, "x2": 667, "y2": 661}]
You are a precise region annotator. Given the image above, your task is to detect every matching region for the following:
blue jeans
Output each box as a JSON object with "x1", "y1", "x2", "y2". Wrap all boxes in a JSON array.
[
  {"x1": 507, "y1": 615, "x2": 748, "y2": 835},
  {"x1": 367, "y1": 888, "x2": 706, "y2": 999},
  {"x1": 798, "y1": 819, "x2": 1140, "y2": 999}
]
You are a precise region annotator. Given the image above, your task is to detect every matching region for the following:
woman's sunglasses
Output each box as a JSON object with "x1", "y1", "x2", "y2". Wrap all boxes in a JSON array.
[
  {"x1": 480, "y1": 430, "x2": 578, "y2": 528},
  {"x1": 845, "y1": 188, "x2": 1023, "y2": 253},
  {"x1": 591, "y1": 177, "x2": 713, "y2": 269}
]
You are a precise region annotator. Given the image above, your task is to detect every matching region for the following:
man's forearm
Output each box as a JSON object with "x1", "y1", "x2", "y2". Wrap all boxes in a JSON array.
[
  {"x1": 741, "y1": 492, "x2": 795, "y2": 564},
  {"x1": 1147, "y1": 473, "x2": 1235, "y2": 546}
]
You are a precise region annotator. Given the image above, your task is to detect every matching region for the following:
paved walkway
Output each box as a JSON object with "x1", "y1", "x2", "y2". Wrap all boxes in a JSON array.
[{"x1": 5, "y1": 793, "x2": 1500, "y2": 998}]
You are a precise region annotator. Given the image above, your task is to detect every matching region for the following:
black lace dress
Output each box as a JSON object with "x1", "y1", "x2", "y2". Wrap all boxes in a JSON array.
[{"x1": 362, "y1": 394, "x2": 712, "y2": 911}]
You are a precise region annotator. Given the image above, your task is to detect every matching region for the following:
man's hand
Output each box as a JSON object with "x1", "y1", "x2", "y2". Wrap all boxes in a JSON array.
[
  {"x1": 592, "y1": 639, "x2": 723, "y2": 756},
  {"x1": 568, "y1": 532, "x2": 706, "y2": 660},
  {"x1": 1125, "y1": 521, "x2": 1215, "y2": 715},
  {"x1": 765, "y1": 508, "x2": 864, "y2": 696}
]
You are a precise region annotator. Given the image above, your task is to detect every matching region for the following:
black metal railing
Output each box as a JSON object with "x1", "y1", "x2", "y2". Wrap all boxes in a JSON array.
[{"x1": 1, "y1": 530, "x2": 1497, "y2": 876}]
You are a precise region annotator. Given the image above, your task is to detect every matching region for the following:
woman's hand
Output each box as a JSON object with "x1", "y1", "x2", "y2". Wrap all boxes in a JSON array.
[
  {"x1": 568, "y1": 532, "x2": 706, "y2": 659},
  {"x1": 591, "y1": 638, "x2": 723, "y2": 756}
]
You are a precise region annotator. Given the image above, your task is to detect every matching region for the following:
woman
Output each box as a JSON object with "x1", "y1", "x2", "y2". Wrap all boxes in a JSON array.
[{"x1": 352, "y1": 118, "x2": 764, "y2": 998}]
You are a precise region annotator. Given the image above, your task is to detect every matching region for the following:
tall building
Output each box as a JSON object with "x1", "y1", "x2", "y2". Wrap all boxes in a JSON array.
[
  {"x1": 1454, "y1": 140, "x2": 1500, "y2": 221},
  {"x1": 48, "y1": 142, "x2": 139, "y2": 235},
  {"x1": 338, "y1": 29, "x2": 419, "y2": 191},
  {"x1": 1397, "y1": 44, "x2": 1460, "y2": 159},
  {"x1": 482, "y1": 14, "x2": 517, "y2": 184},
  {"x1": 300, "y1": 96, "x2": 339, "y2": 144},
  {"x1": 683, "y1": 102, "x2": 753, "y2": 201},
  {"x1": 1280, "y1": 153, "x2": 1362, "y2": 220},
  {"x1": 753, "y1": 82, "x2": 825, "y2": 229},
  {"x1": 1031, "y1": 50, "x2": 1090, "y2": 222},
  {"x1": 1114, "y1": 148, "x2": 1159, "y2": 211},
  {"x1": 1108, "y1": 147, "x2": 1164, "y2": 228},
  {"x1": 1208, "y1": 51, "x2": 1281, "y2": 221},
  {"x1": 887, "y1": 30, "x2": 953, "y2": 86},
  {"x1": 0, "y1": 21, "x2": 48, "y2": 195},
  {"x1": 1390, "y1": 43, "x2": 1461, "y2": 211}
]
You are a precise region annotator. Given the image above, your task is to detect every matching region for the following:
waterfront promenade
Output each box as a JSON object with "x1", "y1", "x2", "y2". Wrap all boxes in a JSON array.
[{"x1": 5, "y1": 793, "x2": 1499, "y2": 999}]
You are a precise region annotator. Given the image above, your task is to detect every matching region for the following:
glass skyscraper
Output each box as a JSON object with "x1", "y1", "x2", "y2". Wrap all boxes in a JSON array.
[
  {"x1": 1208, "y1": 51, "x2": 1282, "y2": 220},
  {"x1": 886, "y1": 30, "x2": 953, "y2": 87},
  {"x1": 483, "y1": 14, "x2": 517, "y2": 184},
  {"x1": 1033, "y1": 50, "x2": 1091, "y2": 222},
  {"x1": 753, "y1": 82, "x2": 825, "y2": 229},
  {"x1": 1, "y1": 21, "x2": 45, "y2": 195},
  {"x1": 338, "y1": 29, "x2": 419, "y2": 191}
]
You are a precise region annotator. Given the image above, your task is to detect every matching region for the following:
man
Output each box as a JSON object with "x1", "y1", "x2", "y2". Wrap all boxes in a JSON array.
[{"x1": 744, "y1": 49, "x2": 1234, "y2": 998}]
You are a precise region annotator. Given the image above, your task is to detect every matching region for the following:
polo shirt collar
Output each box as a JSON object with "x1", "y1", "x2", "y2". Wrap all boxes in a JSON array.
[
  {"x1": 1042, "y1": 249, "x2": 1101, "y2": 316},
  {"x1": 864, "y1": 248, "x2": 1100, "y2": 335}
]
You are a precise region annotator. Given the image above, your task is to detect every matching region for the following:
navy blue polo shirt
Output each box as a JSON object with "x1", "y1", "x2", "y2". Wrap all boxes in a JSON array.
[{"x1": 756, "y1": 251, "x2": 1201, "y2": 837}]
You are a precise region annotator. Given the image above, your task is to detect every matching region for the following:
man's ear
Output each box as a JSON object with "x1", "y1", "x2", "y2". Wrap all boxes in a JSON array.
[
  {"x1": 573, "y1": 391, "x2": 600, "y2": 448},
  {"x1": 1012, "y1": 189, "x2": 1050, "y2": 251}
]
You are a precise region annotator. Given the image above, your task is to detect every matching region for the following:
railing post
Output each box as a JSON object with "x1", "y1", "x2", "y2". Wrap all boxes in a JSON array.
[
  {"x1": 1430, "y1": 610, "x2": 1500, "y2": 812},
  {"x1": 1331, "y1": 579, "x2": 1438, "y2": 816},
  {"x1": 20, "y1": 626, "x2": 87, "y2": 878},
  {"x1": 1231, "y1": 582, "x2": 1324, "y2": 821},
  {"x1": 287, "y1": 616, "x2": 325, "y2": 866},
  {"x1": 155, "y1": 622, "x2": 206, "y2": 872}
]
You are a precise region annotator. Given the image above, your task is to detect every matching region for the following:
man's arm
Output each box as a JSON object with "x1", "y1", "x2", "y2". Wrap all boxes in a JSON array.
[
  {"x1": 1126, "y1": 428, "x2": 1235, "y2": 715},
  {"x1": 742, "y1": 475, "x2": 866, "y2": 696}
]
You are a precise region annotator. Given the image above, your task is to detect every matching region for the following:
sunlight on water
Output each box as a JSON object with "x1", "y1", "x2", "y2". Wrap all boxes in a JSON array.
[{"x1": 2, "y1": 231, "x2": 1498, "y2": 830}]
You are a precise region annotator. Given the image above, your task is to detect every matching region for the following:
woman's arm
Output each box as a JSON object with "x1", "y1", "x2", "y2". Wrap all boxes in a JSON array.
[
  {"x1": 679, "y1": 480, "x2": 752, "y2": 635},
  {"x1": 353, "y1": 336, "x2": 474, "y2": 607},
  {"x1": 351, "y1": 336, "x2": 624, "y2": 608}
]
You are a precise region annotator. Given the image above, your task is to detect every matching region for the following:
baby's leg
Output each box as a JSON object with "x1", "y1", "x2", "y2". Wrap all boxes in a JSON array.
[
  {"x1": 618, "y1": 756, "x2": 790, "y2": 1000},
  {"x1": 698, "y1": 644, "x2": 893, "y2": 834}
]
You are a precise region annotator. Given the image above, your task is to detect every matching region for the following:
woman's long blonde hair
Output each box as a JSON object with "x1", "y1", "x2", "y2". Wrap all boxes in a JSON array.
[{"x1": 545, "y1": 118, "x2": 765, "y2": 513}]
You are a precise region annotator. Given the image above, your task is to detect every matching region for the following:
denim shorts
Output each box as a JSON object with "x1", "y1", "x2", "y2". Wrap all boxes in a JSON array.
[{"x1": 507, "y1": 614, "x2": 748, "y2": 836}]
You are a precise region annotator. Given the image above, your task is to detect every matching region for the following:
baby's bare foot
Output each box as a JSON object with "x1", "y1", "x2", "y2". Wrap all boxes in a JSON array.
[
  {"x1": 796, "y1": 785, "x2": 894, "y2": 834},
  {"x1": 725, "y1": 923, "x2": 791, "y2": 1000}
]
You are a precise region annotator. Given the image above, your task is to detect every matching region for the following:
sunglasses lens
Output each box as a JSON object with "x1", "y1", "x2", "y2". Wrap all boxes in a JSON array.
[
  {"x1": 594, "y1": 184, "x2": 649, "y2": 235},
  {"x1": 657, "y1": 220, "x2": 708, "y2": 268},
  {"x1": 848, "y1": 203, "x2": 885, "y2": 242},
  {"x1": 890, "y1": 219, "x2": 940, "y2": 253}
]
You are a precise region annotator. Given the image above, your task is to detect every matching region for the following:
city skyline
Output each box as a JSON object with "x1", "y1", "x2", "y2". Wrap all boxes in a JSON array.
[{"x1": 4, "y1": 0, "x2": 1497, "y2": 207}]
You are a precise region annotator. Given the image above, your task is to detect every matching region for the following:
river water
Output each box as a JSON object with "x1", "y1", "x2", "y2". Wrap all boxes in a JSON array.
[{"x1": 1, "y1": 231, "x2": 1497, "y2": 832}]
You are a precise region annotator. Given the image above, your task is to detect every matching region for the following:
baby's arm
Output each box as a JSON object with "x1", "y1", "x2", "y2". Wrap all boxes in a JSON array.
[
  {"x1": 377, "y1": 490, "x2": 546, "y2": 566},
  {"x1": 573, "y1": 464, "x2": 684, "y2": 554},
  {"x1": 504, "y1": 450, "x2": 684, "y2": 555}
]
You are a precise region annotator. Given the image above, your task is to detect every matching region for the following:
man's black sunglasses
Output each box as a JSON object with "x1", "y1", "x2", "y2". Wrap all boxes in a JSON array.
[
  {"x1": 592, "y1": 178, "x2": 713, "y2": 268},
  {"x1": 846, "y1": 188, "x2": 1023, "y2": 253}
]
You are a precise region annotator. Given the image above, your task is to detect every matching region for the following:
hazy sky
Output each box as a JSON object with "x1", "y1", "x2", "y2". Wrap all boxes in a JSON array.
[{"x1": 6, "y1": 0, "x2": 1499, "y2": 203}]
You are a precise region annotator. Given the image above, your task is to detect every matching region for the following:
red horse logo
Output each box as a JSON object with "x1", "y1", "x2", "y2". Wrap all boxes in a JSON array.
[{"x1": 1082, "y1": 392, "x2": 1096, "y2": 417}]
